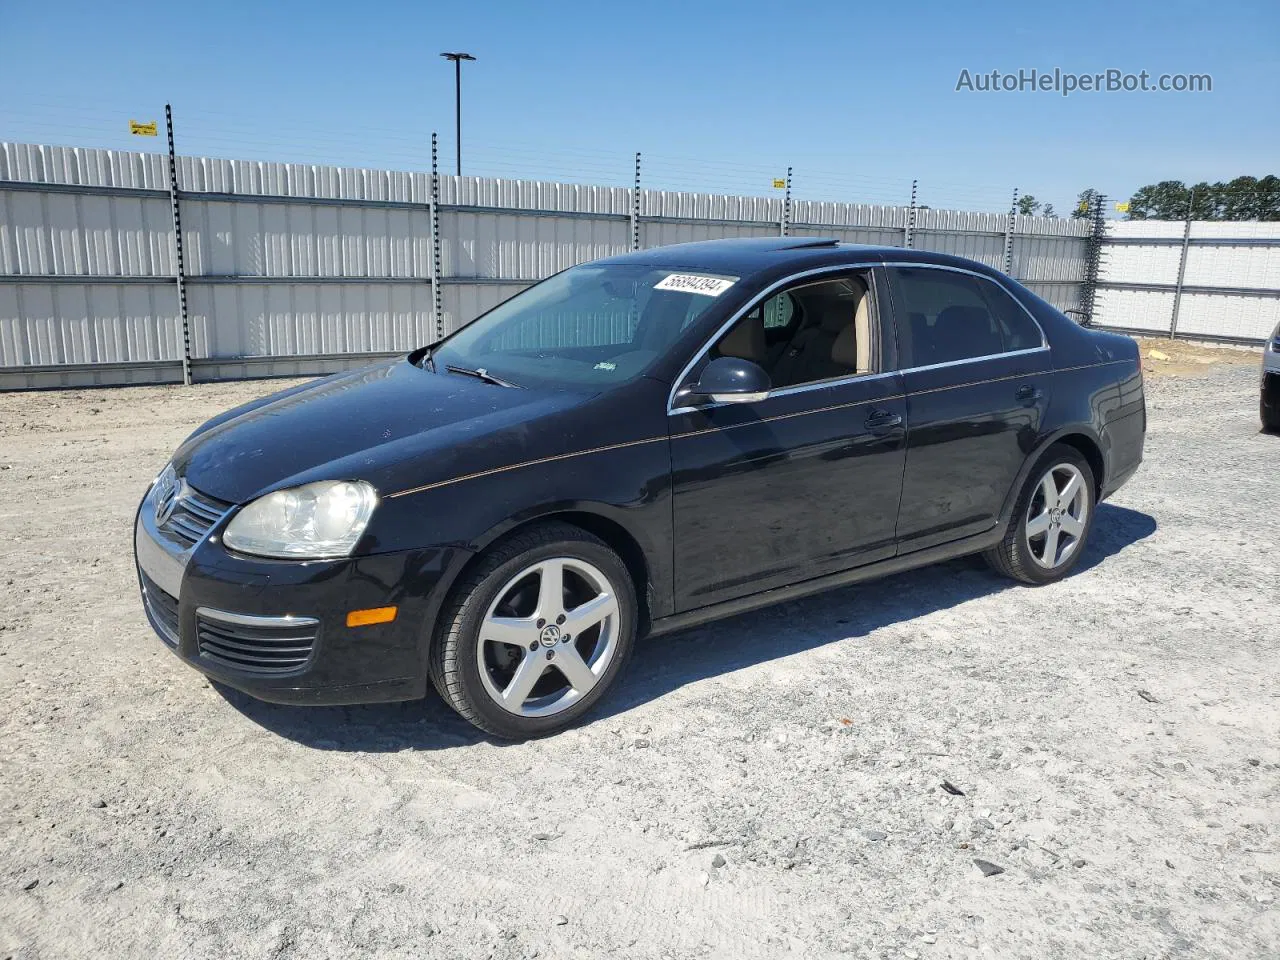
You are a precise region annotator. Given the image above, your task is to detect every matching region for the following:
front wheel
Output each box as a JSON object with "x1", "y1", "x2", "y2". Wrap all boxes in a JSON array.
[
  {"x1": 984, "y1": 444, "x2": 1096, "y2": 585},
  {"x1": 429, "y1": 522, "x2": 637, "y2": 739},
  {"x1": 1263, "y1": 394, "x2": 1280, "y2": 433}
]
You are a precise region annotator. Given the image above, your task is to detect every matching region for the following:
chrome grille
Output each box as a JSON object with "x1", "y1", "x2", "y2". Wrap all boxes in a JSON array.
[
  {"x1": 162, "y1": 485, "x2": 232, "y2": 547},
  {"x1": 196, "y1": 609, "x2": 319, "y2": 675},
  {"x1": 140, "y1": 572, "x2": 180, "y2": 648}
]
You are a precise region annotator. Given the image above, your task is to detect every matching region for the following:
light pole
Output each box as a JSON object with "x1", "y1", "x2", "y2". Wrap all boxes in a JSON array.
[{"x1": 439, "y1": 52, "x2": 475, "y2": 177}]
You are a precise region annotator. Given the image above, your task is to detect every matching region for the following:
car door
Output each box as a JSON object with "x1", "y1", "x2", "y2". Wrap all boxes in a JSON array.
[
  {"x1": 885, "y1": 264, "x2": 1051, "y2": 552},
  {"x1": 668, "y1": 267, "x2": 908, "y2": 611}
]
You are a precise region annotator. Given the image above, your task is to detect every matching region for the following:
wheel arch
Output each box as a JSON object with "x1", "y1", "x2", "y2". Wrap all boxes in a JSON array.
[
  {"x1": 444, "y1": 504, "x2": 658, "y2": 638},
  {"x1": 999, "y1": 426, "x2": 1105, "y2": 526},
  {"x1": 1053, "y1": 432, "x2": 1105, "y2": 499}
]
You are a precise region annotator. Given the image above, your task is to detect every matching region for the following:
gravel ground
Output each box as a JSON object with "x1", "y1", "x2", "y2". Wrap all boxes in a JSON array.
[{"x1": 1, "y1": 363, "x2": 1277, "y2": 960}]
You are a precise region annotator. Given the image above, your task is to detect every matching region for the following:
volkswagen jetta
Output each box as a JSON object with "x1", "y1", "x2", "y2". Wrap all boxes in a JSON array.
[{"x1": 135, "y1": 238, "x2": 1146, "y2": 738}]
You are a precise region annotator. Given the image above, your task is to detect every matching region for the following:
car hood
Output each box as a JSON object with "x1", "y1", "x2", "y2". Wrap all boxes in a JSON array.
[{"x1": 174, "y1": 358, "x2": 590, "y2": 504}]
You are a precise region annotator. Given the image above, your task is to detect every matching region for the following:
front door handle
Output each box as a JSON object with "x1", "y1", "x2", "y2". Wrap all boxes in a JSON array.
[
  {"x1": 865, "y1": 409, "x2": 904, "y2": 432},
  {"x1": 1016, "y1": 384, "x2": 1043, "y2": 404}
]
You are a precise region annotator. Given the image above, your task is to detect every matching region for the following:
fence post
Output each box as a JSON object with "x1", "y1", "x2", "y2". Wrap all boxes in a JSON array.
[
  {"x1": 904, "y1": 179, "x2": 918, "y2": 249},
  {"x1": 164, "y1": 104, "x2": 192, "y2": 386},
  {"x1": 1077, "y1": 194, "x2": 1108, "y2": 327},
  {"x1": 1002, "y1": 187, "x2": 1018, "y2": 275},
  {"x1": 1169, "y1": 187, "x2": 1196, "y2": 339},
  {"x1": 631, "y1": 152, "x2": 641, "y2": 251},
  {"x1": 429, "y1": 132, "x2": 444, "y2": 341},
  {"x1": 780, "y1": 166, "x2": 793, "y2": 236}
]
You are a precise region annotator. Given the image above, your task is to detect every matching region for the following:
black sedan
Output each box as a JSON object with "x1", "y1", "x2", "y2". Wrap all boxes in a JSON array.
[{"x1": 135, "y1": 238, "x2": 1146, "y2": 738}]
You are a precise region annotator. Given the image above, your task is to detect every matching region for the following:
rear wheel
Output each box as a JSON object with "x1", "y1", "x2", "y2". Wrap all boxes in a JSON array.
[
  {"x1": 430, "y1": 522, "x2": 636, "y2": 739},
  {"x1": 985, "y1": 444, "x2": 1096, "y2": 585}
]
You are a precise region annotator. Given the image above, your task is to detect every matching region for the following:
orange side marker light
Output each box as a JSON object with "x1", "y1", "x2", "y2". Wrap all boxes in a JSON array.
[{"x1": 346, "y1": 606, "x2": 398, "y2": 628}]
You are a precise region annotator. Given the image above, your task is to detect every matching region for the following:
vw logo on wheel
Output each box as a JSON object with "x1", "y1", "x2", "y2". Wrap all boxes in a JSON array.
[{"x1": 538, "y1": 624, "x2": 562, "y2": 648}]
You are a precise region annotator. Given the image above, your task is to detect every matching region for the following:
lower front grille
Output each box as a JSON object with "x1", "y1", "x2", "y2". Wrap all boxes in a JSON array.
[
  {"x1": 140, "y1": 572, "x2": 180, "y2": 648},
  {"x1": 195, "y1": 608, "x2": 319, "y2": 675}
]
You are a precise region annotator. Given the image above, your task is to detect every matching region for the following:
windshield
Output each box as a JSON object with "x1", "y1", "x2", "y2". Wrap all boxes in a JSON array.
[{"x1": 430, "y1": 263, "x2": 736, "y2": 387}]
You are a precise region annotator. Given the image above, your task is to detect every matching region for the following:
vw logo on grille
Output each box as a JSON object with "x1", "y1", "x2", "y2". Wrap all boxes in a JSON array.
[{"x1": 154, "y1": 473, "x2": 181, "y2": 525}]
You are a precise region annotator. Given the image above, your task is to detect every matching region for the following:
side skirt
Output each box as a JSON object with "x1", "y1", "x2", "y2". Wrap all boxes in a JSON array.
[{"x1": 646, "y1": 527, "x2": 1005, "y2": 638}]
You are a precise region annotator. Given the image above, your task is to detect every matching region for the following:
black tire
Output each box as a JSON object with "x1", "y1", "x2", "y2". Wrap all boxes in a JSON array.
[
  {"x1": 1262, "y1": 397, "x2": 1280, "y2": 433},
  {"x1": 429, "y1": 521, "x2": 637, "y2": 740},
  {"x1": 984, "y1": 443, "x2": 1097, "y2": 585}
]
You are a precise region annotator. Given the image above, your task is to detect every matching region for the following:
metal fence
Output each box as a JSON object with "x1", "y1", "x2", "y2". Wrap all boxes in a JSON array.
[
  {"x1": 1092, "y1": 219, "x2": 1280, "y2": 344},
  {"x1": 2, "y1": 138, "x2": 1095, "y2": 389}
]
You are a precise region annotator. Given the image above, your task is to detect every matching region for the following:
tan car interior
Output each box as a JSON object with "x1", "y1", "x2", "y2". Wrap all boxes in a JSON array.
[{"x1": 716, "y1": 275, "x2": 872, "y2": 389}]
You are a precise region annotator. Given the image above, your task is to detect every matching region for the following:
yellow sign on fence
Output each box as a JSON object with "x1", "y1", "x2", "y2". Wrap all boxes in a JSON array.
[
  {"x1": 1115, "y1": 201, "x2": 1131, "y2": 213},
  {"x1": 772, "y1": 178, "x2": 786, "y2": 189},
  {"x1": 129, "y1": 120, "x2": 158, "y2": 137}
]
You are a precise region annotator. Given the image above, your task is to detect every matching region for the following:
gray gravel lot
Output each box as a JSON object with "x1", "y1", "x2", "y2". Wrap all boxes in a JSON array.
[{"x1": 1, "y1": 363, "x2": 1277, "y2": 959}]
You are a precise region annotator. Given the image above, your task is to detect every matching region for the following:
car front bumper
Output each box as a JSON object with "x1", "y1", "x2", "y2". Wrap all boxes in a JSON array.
[
  {"x1": 1263, "y1": 343, "x2": 1280, "y2": 409},
  {"x1": 134, "y1": 479, "x2": 470, "y2": 705}
]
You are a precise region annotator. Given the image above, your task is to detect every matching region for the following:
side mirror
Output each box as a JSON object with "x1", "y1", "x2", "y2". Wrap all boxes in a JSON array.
[{"x1": 690, "y1": 356, "x2": 771, "y2": 404}]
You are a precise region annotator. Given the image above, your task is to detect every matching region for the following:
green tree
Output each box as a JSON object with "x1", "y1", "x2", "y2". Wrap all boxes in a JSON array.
[
  {"x1": 1188, "y1": 182, "x2": 1219, "y2": 219},
  {"x1": 1072, "y1": 188, "x2": 1105, "y2": 219},
  {"x1": 1127, "y1": 180, "x2": 1189, "y2": 220},
  {"x1": 1124, "y1": 175, "x2": 1280, "y2": 221},
  {"x1": 1013, "y1": 195, "x2": 1056, "y2": 218},
  {"x1": 1218, "y1": 175, "x2": 1280, "y2": 220}
]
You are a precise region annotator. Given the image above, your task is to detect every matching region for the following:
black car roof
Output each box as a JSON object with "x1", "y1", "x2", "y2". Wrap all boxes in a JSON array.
[{"x1": 595, "y1": 237, "x2": 1010, "y2": 284}]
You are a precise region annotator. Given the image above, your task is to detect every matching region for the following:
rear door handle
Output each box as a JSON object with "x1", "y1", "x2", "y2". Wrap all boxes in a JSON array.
[
  {"x1": 1016, "y1": 384, "x2": 1043, "y2": 403},
  {"x1": 865, "y1": 409, "x2": 903, "y2": 432}
]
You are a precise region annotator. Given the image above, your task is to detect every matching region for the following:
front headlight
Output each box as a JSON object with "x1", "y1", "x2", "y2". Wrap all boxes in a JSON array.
[{"x1": 223, "y1": 480, "x2": 378, "y2": 559}]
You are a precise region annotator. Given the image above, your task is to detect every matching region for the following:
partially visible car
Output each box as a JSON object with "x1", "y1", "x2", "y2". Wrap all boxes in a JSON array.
[{"x1": 1263, "y1": 320, "x2": 1280, "y2": 431}]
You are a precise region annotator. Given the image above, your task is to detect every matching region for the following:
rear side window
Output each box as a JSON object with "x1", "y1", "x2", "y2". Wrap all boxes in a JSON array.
[
  {"x1": 888, "y1": 267, "x2": 1043, "y2": 368},
  {"x1": 976, "y1": 278, "x2": 1044, "y2": 352}
]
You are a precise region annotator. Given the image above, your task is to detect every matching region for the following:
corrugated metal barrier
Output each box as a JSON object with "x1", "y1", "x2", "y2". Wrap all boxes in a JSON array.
[
  {"x1": 1093, "y1": 220, "x2": 1280, "y2": 343},
  {"x1": 2, "y1": 140, "x2": 1105, "y2": 389}
]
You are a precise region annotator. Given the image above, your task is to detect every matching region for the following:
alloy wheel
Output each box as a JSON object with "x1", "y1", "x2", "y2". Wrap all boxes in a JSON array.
[
  {"x1": 1024, "y1": 462, "x2": 1089, "y2": 569},
  {"x1": 476, "y1": 557, "x2": 621, "y2": 717}
]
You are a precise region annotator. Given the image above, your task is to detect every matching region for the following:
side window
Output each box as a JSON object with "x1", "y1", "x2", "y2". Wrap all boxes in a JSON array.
[
  {"x1": 889, "y1": 268, "x2": 1008, "y2": 368},
  {"x1": 710, "y1": 273, "x2": 874, "y2": 390},
  {"x1": 974, "y1": 278, "x2": 1043, "y2": 352}
]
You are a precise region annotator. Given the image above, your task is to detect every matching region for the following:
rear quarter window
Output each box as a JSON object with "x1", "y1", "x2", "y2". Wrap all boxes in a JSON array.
[{"x1": 975, "y1": 278, "x2": 1045, "y2": 352}]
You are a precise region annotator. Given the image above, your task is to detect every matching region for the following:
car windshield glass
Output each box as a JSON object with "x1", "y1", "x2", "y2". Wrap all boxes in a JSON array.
[{"x1": 430, "y1": 263, "x2": 736, "y2": 387}]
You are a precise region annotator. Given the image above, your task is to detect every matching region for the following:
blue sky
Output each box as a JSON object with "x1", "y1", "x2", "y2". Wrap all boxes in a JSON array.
[{"x1": 3, "y1": 0, "x2": 1277, "y2": 214}]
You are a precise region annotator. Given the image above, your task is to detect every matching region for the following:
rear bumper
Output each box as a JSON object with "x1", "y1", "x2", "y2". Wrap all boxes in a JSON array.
[
  {"x1": 1100, "y1": 406, "x2": 1146, "y2": 501},
  {"x1": 134, "y1": 482, "x2": 471, "y2": 705},
  {"x1": 1263, "y1": 370, "x2": 1279, "y2": 410},
  {"x1": 1101, "y1": 459, "x2": 1141, "y2": 501}
]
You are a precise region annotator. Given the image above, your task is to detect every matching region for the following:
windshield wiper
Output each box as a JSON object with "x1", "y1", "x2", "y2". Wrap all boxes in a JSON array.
[{"x1": 445, "y1": 364, "x2": 520, "y2": 388}]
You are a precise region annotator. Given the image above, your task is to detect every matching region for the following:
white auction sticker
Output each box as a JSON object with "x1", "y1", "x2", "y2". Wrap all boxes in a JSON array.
[{"x1": 653, "y1": 273, "x2": 737, "y2": 296}]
